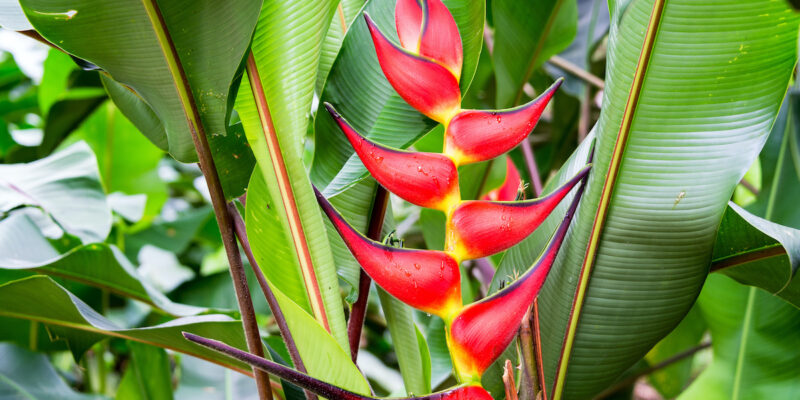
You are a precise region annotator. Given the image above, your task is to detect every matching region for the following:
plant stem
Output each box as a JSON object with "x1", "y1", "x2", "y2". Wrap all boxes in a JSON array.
[
  {"x1": 348, "y1": 186, "x2": 390, "y2": 361},
  {"x1": 520, "y1": 139, "x2": 543, "y2": 197},
  {"x1": 228, "y1": 202, "x2": 317, "y2": 400},
  {"x1": 519, "y1": 306, "x2": 539, "y2": 399},
  {"x1": 503, "y1": 359, "x2": 520, "y2": 400},
  {"x1": 593, "y1": 341, "x2": 711, "y2": 399},
  {"x1": 146, "y1": 2, "x2": 271, "y2": 394},
  {"x1": 547, "y1": 56, "x2": 605, "y2": 90}
]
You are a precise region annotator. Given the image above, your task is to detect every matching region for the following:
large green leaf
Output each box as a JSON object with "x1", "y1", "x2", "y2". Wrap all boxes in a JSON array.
[
  {"x1": 0, "y1": 213, "x2": 212, "y2": 317},
  {"x1": 0, "y1": 342, "x2": 104, "y2": 400},
  {"x1": 495, "y1": 1, "x2": 798, "y2": 398},
  {"x1": 712, "y1": 203, "x2": 800, "y2": 307},
  {"x1": 20, "y1": 0, "x2": 260, "y2": 197},
  {"x1": 316, "y1": 0, "x2": 367, "y2": 95},
  {"x1": 66, "y1": 101, "x2": 168, "y2": 221},
  {"x1": 117, "y1": 341, "x2": 174, "y2": 400},
  {"x1": 645, "y1": 305, "x2": 706, "y2": 398},
  {"x1": 0, "y1": 141, "x2": 111, "y2": 243},
  {"x1": 0, "y1": 276, "x2": 253, "y2": 373},
  {"x1": 492, "y1": 0, "x2": 578, "y2": 107},
  {"x1": 309, "y1": 0, "x2": 485, "y2": 196},
  {"x1": 236, "y1": 0, "x2": 349, "y2": 350},
  {"x1": 681, "y1": 274, "x2": 800, "y2": 399}
]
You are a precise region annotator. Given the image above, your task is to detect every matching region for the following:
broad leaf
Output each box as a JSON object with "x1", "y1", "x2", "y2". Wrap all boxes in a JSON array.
[
  {"x1": 117, "y1": 341, "x2": 174, "y2": 400},
  {"x1": 645, "y1": 305, "x2": 706, "y2": 398},
  {"x1": 493, "y1": 0, "x2": 578, "y2": 107},
  {"x1": 174, "y1": 355, "x2": 259, "y2": 400},
  {"x1": 236, "y1": 0, "x2": 349, "y2": 349},
  {"x1": 0, "y1": 0, "x2": 32, "y2": 30},
  {"x1": 0, "y1": 342, "x2": 103, "y2": 399},
  {"x1": 310, "y1": 0, "x2": 485, "y2": 196},
  {"x1": 316, "y1": 0, "x2": 367, "y2": 95},
  {"x1": 712, "y1": 203, "x2": 800, "y2": 307},
  {"x1": 0, "y1": 213, "x2": 211, "y2": 317},
  {"x1": 0, "y1": 141, "x2": 111, "y2": 243},
  {"x1": 496, "y1": 1, "x2": 799, "y2": 398},
  {"x1": 682, "y1": 274, "x2": 800, "y2": 399},
  {"x1": 0, "y1": 276, "x2": 253, "y2": 373},
  {"x1": 20, "y1": 0, "x2": 260, "y2": 198}
]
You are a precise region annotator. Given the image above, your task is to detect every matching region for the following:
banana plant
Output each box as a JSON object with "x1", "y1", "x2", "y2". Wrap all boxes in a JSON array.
[{"x1": 1, "y1": 0, "x2": 799, "y2": 399}]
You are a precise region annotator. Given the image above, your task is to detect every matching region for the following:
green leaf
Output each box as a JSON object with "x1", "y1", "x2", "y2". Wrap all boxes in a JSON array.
[
  {"x1": 0, "y1": 275, "x2": 254, "y2": 373},
  {"x1": 645, "y1": 305, "x2": 706, "y2": 398},
  {"x1": 19, "y1": 0, "x2": 261, "y2": 192},
  {"x1": 682, "y1": 274, "x2": 800, "y2": 399},
  {"x1": 712, "y1": 202, "x2": 800, "y2": 308},
  {"x1": 309, "y1": 0, "x2": 485, "y2": 196},
  {"x1": 65, "y1": 101, "x2": 168, "y2": 220},
  {"x1": 0, "y1": 342, "x2": 104, "y2": 400},
  {"x1": 0, "y1": 213, "x2": 212, "y2": 317},
  {"x1": 236, "y1": 0, "x2": 349, "y2": 350},
  {"x1": 316, "y1": 0, "x2": 367, "y2": 95},
  {"x1": 174, "y1": 355, "x2": 259, "y2": 400},
  {"x1": 493, "y1": 0, "x2": 578, "y2": 107},
  {"x1": 0, "y1": 141, "x2": 111, "y2": 243},
  {"x1": 117, "y1": 341, "x2": 174, "y2": 400},
  {"x1": 496, "y1": 1, "x2": 799, "y2": 397},
  {"x1": 377, "y1": 288, "x2": 430, "y2": 395}
]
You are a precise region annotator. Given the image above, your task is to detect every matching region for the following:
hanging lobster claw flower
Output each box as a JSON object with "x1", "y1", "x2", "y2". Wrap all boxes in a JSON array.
[
  {"x1": 314, "y1": 187, "x2": 462, "y2": 318},
  {"x1": 448, "y1": 178, "x2": 586, "y2": 380},
  {"x1": 326, "y1": 103, "x2": 460, "y2": 211},
  {"x1": 365, "y1": 13, "x2": 461, "y2": 123},
  {"x1": 482, "y1": 157, "x2": 522, "y2": 202},
  {"x1": 395, "y1": 0, "x2": 463, "y2": 79},
  {"x1": 184, "y1": 332, "x2": 493, "y2": 400},
  {"x1": 447, "y1": 164, "x2": 590, "y2": 260},
  {"x1": 445, "y1": 79, "x2": 562, "y2": 165}
]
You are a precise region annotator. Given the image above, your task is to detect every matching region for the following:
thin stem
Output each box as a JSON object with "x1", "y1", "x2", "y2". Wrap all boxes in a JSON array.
[
  {"x1": 739, "y1": 179, "x2": 759, "y2": 196},
  {"x1": 547, "y1": 56, "x2": 605, "y2": 90},
  {"x1": 578, "y1": 87, "x2": 592, "y2": 143},
  {"x1": 518, "y1": 306, "x2": 539, "y2": 399},
  {"x1": 145, "y1": 3, "x2": 271, "y2": 395},
  {"x1": 520, "y1": 139, "x2": 543, "y2": 197},
  {"x1": 348, "y1": 186, "x2": 391, "y2": 361},
  {"x1": 502, "y1": 359, "x2": 520, "y2": 400},
  {"x1": 593, "y1": 341, "x2": 711, "y2": 399},
  {"x1": 531, "y1": 298, "x2": 547, "y2": 400},
  {"x1": 228, "y1": 202, "x2": 317, "y2": 400}
]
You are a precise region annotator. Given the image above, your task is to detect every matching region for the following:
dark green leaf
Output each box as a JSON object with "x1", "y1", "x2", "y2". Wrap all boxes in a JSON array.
[{"x1": 117, "y1": 341, "x2": 174, "y2": 400}]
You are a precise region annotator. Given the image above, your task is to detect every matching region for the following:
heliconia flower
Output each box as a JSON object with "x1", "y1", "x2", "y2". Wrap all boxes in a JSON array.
[
  {"x1": 447, "y1": 177, "x2": 585, "y2": 380},
  {"x1": 482, "y1": 157, "x2": 522, "y2": 202},
  {"x1": 184, "y1": 332, "x2": 493, "y2": 400},
  {"x1": 447, "y1": 165, "x2": 590, "y2": 260},
  {"x1": 314, "y1": 187, "x2": 463, "y2": 318},
  {"x1": 326, "y1": 103, "x2": 460, "y2": 211},
  {"x1": 444, "y1": 79, "x2": 562, "y2": 165},
  {"x1": 395, "y1": 0, "x2": 463, "y2": 80},
  {"x1": 365, "y1": 13, "x2": 461, "y2": 123}
]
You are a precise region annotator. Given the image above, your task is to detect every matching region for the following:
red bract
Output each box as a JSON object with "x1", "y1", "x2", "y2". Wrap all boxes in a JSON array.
[
  {"x1": 445, "y1": 80, "x2": 561, "y2": 165},
  {"x1": 439, "y1": 386, "x2": 494, "y2": 400},
  {"x1": 326, "y1": 103, "x2": 460, "y2": 211},
  {"x1": 448, "y1": 181, "x2": 585, "y2": 380},
  {"x1": 447, "y1": 165, "x2": 590, "y2": 260},
  {"x1": 482, "y1": 157, "x2": 522, "y2": 202},
  {"x1": 365, "y1": 13, "x2": 461, "y2": 123},
  {"x1": 315, "y1": 188, "x2": 463, "y2": 318},
  {"x1": 395, "y1": 0, "x2": 463, "y2": 79}
]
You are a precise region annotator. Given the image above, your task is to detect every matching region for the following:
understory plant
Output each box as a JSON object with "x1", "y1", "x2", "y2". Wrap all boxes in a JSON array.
[{"x1": 1, "y1": 0, "x2": 800, "y2": 399}]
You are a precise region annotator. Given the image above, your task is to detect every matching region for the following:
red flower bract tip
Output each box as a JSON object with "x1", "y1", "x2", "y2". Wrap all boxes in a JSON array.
[
  {"x1": 395, "y1": 0, "x2": 463, "y2": 79},
  {"x1": 448, "y1": 172, "x2": 586, "y2": 379},
  {"x1": 446, "y1": 164, "x2": 590, "y2": 260},
  {"x1": 365, "y1": 12, "x2": 461, "y2": 123},
  {"x1": 445, "y1": 79, "x2": 562, "y2": 165},
  {"x1": 482, "y1": 157, "x2": 522, "y2": 202},
  {"x1": 325, "y1": 103, "x2": 460, "y2": 211},
  {"x1": 314, "y1": 187, "x2": 462, "y2": 317}
]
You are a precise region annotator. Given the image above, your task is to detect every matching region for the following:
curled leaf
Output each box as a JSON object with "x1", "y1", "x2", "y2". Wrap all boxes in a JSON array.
[
  {"x1": 447, "y1": 165, "x2": 590, "y2": 260},
  {"x1": 445, "y1": 79, "x2": 561, "y2": 165},
  {"x1": 365, "y1": 13, "x2": 461, "y2": 123},
  {"x1": 315, "y1": 187, "x2": 462, "y2": 318},
  {"x1": 326, "y1": 104, "x2": 460, "y2": 211}
]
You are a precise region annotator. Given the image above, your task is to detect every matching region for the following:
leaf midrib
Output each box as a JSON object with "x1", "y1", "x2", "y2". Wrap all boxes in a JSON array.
[{"x1": 550, "y1": 1, "x2": 667, "y2": 398}]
